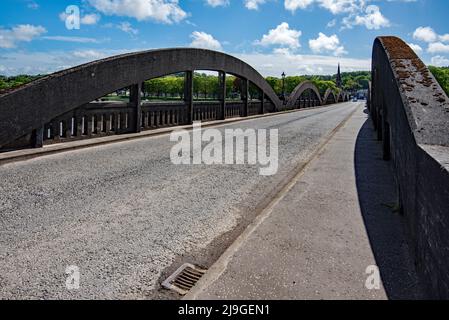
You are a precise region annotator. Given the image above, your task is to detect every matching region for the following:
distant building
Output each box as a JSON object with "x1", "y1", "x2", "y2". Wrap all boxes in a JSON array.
[{"x1": 336, "y1": 63, "x2": 342, "y2": 89}]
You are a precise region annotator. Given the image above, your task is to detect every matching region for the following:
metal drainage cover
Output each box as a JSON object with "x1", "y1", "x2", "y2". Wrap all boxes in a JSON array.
[{"x1": 162, "y1": 263, "x2": 207, "y2": 295}]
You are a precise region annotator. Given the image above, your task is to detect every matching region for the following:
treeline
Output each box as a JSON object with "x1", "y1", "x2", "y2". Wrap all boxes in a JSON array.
[
  {"x1": 0, "y1": 75, "x2": 45, "y2": 94},
  {"x1": 429, "y1": 66, "x2": 449, "y2": 97},
  {"x1": 340, "y1": 71, "x2": 371, "y2": 91},
  {"x1": 265, "y1": 71, "x2": 371, "y2": 96},
  {"x1": 4, "y1": 68, "x2": 449, "y2": 101},
  {"x1": 142, "y1": 73, "x2": 262, "y2": 100},
  {"x1": 266, "y1": 76, "x2": 338, "y2": 96},
  {"x1": 0, "y1": 71, "x2": 372, "y2": 98},
  {"x1": 144, "y1": 71, "x2": 372, "y2": 99}
]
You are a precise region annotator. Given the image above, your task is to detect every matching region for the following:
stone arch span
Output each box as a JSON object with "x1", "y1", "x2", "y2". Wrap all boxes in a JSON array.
[
  {"x1": 0, "y1": 48, "x2": 282, "y2": 148},
  {"x1": 337, "y1": 92, "x2": 344, "y2": 102},
  {"x1": 323, "y1": 88, "x2": 338, "y2": 104},
  {"x1": 285, "y1": 81, "x2": 323, "y2": 109}
]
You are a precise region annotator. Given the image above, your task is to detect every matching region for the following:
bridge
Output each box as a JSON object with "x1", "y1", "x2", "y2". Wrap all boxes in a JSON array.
[
  {"x1": 0, "y1": 48, "x2": 348, "y2": 151},
  {"x1": 0, "y1": 36, "x2": 448, "y2": 299}
]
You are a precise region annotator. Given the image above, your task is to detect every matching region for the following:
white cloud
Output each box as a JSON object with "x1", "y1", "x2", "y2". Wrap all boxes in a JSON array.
[
  {"x1": 235, "y1": 50, "x2": 370, "y2": 76},
  {"x1": 327, "y1": 19, "x2": 337, "y2": 28},
  {"x1": 59, "y1": 12, "x2": 101, "y2": 25},
  {"x1": 284, "y1": 0, "x2": 314, "y2": 12},
  {"x1": 273, "y1": 47, "x2": 291, "y2": 55},
  {"x1": 72, "y1": 50, "x2": 109, "y2": 60},
  {"x1": 0, "y1": 47, "x2": 370, "y2": 77},
  {"x1": 407, "y1": 43, "x2": 423, "y2": 54},
  {"x1": 81, "y1": 13, "x2": 101, "y2": 25},
  {"x1": 189, "y1": 31, "x2": 222, "y2": 51},
  {"x1": 413, "y1": 26, "x2": 438, "y2": 43},
  {"x1": 42, "y1": 36, "x2": 101, "y2": 43},
  {"x1": 439, "y1": 34, "x2": 449, "y2": 43},
  {"x1": 244, "y1": 0, "x2": 266, "y2": 10},
  {"x1": 0, "y1": 49, "x2": 137, "y2": 75},
  {"x1": 427, "y1": 42, "x2": 449, "y2": 54},
  {"x1": 87, "y1": 0, "x2": 187, "y2": 23},
  {"x1": 118, "y1": 22, "x2": 139, "y2": 35},
  {"x1": 413, "y1": 27, "x2": 449, "y2": 45},
  {"x1": 254, "y1": 22, "x2": 302, "y2": 50},
  {"x1": 412, "y1": 27, "x2": 449, "y2": 58},
  {"x1": 205, "y1": 0, "x2": 229, "y2": 7},
  {"x1": 309, "y1": 32, "x2": 347, "y2": 56},
  {"x1": 0, "y1": 24, "x2": 46, "y2": 48},
  {"x1": 343, "y1": 5, "x2": 390, "y2": 30},
  {"x1": 285, "y1": 0, "x2": 363, "y2": 14},
  {"x1": 430, "y1": 56, "x2": 449, "y2": 67},
  {"x1": 285, "y1": 1, "x2": 390, "y2": 30}
]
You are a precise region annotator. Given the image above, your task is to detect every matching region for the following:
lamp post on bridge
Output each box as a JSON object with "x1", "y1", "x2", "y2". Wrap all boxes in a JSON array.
[{"x1": 281, "y1": 71, "x2": 286, "y2": 104}]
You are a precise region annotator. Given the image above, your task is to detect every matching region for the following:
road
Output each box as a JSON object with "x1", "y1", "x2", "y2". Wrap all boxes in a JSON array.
[{"x1": 0, "y1": 102, "x2": 361, "y2": 299}]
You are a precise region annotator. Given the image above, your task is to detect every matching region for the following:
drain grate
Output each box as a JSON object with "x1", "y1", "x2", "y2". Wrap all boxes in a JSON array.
[{"x1": 162, "y1": 263, "x2": 207, "y2": 295}]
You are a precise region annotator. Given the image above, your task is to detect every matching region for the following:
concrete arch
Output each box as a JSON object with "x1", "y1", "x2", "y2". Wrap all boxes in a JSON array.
[
  {"x1": 0, "y1": 48, "x2": 282, "y2": 148},
  {"x1": 286, "y1": 81, "x2": 323, "y2": 109},
  {"x1": 337, "y1": 92, "x2": 344, "y2": 102},
  {"x1": 323, "y1": 88, "x2": 338, "y2": 105}
]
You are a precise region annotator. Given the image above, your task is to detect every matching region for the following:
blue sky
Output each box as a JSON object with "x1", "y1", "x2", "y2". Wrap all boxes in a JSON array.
[{"x1": 0, "y1": 0, "x2": 448, "y2": 76}]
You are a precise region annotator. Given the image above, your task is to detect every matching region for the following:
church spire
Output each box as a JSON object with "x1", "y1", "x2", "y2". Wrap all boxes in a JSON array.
[{"x1": 336, "y1": 63, "x2": 342, "y2": 89}]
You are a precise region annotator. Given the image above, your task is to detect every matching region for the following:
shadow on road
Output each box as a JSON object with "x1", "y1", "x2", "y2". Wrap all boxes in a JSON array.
[{"x1": 354, "y1": 109, "x2": 425, "y2": 300}]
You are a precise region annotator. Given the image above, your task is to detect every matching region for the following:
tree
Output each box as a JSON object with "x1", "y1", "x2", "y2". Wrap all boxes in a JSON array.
[
  {"x1": 265, "y1": 77, "x2": 281, "y2": 95},
  {"x1": 284, "y1": 76, "x2": 306, "y2": 94},
  {"x1": 0, "y1": 74, "x2": 45, "y2": 93},
  {"x1": 225, "y1": 76, "x2": 235, "y2": 98},
  {"x1": 312, "y1": 80, "x2": 338, "y2": 95},
  {"x1": 429, "y1": 66, "x2": 449, "y2": 97}
]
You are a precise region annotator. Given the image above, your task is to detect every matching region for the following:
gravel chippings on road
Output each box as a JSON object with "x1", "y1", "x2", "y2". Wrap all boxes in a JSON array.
[{"x1": 0, "y1": 103, "x2": 359, "y2": 299}]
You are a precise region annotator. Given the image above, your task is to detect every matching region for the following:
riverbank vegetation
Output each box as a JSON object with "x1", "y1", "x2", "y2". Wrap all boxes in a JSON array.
[
  {"x1": 0, "y1": 71, "x2": 372, "y2": 99},
  {"x1": 429, "y1": 66, "x2": 449, "y2": 97}
]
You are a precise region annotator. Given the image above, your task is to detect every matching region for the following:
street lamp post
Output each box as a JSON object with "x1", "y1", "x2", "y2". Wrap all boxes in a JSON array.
[{"x1": 281, "y1": 72, "x2": 286, "y2": 103}]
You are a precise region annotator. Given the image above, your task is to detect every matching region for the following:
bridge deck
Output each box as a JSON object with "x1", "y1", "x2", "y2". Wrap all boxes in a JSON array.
[
  {"x1": 188, "y1": 106, "x2": 423, "y2": 300},
  {"x1": 0, "y1": 102, "x2": 422, "y2": 299}
]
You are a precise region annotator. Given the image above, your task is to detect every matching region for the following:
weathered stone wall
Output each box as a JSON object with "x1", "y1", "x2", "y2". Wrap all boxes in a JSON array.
[{"x1": 372, "y1": 36, "x2": 449, "y2": 298}]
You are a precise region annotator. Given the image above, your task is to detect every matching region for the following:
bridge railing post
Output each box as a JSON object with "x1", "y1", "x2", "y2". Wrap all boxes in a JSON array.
[
  {"x1": 218, "y1": 71, "x2": 226, "y2": 120},
  {"x1": 130, "y1": 83, "x2": 142, "y2": 133},
  {"x1": 184, "y1": 70, "x2": 194, "y2": 124},
  {"x1": 260, "y1": 90, "x2": 265, "y2": 115},
  {"x1": 31, "y1": 127, "x2": 44, "y2": 148},
  {"x1": 242, "y1": 79, "x2": 249, "y2": 117}
]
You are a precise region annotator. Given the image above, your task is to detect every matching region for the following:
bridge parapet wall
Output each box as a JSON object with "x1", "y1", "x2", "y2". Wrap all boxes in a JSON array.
[
  {"x1": 27, "y1": 100, "x2": 268, "y2": 146},
  {"x1": 372, "y1": 36, "x2": 449, "y2": 298}
]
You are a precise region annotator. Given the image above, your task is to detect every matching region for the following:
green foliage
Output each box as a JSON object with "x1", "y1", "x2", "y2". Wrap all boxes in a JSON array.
[
  {"x1": 341, "y1": 71, "x2": 370, "y2": 90},
  {"x1": 144, "y1": 76, "x2": 184, "y2": 98},
  {"x1": 429, "y1": 66, "x2": 449, "y2": 97},
  {"x1": 0, "y1": 74, "x2": 44, "y2": 93},
  {"x1": 193, "y1": 73, "x2": 218, "y2": 99},
  {"x1": 142, "y1": 72, "x2": 240, "y2": 100},
  {"x1": 312, "y1": 80, "x2": 338, "y2": 95},
  {"x1": 285, "y1": 76, "x2": 306, "y2": 94},
  {"x1": 264, "y1": 71, "x2": 371, "y2": 95},
  {"x1": 0, "y1": 70, "x2": 372, "y2": 100},
  {"x1": 265, "y1": 77, "x2": 282, "y2": 95}
]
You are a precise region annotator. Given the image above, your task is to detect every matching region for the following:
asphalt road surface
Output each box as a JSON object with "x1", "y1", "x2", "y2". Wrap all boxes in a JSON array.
[{"x1": 0, "y1": 102, "x2": 362, "y2": 299}]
